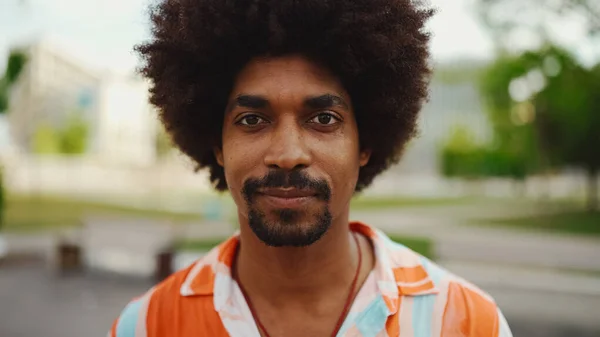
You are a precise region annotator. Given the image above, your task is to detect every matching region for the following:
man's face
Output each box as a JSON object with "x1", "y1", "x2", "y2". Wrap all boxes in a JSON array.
[{"x1": 216, "y1": 55, "x2": 370, "y2": 247}]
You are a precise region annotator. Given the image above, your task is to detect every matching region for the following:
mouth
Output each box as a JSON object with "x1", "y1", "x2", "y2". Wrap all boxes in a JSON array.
[{"x1": 257, "y1": 188, "x2": 319, "y2": 208}]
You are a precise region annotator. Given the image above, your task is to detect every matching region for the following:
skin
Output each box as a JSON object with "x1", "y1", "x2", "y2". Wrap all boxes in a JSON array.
[{"x1": 215, "y1": 55, "x2": 375, "y2": 337}]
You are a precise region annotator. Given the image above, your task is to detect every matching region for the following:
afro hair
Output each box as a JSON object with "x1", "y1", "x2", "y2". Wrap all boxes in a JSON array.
[{"x1": 136, "y1": 0, "x2": 435, "y2": 192}]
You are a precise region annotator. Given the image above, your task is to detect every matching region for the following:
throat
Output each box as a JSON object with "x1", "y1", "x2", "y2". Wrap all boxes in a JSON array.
[{"x1": 233, "y1": 232, "x2": 373, "y2": 337}]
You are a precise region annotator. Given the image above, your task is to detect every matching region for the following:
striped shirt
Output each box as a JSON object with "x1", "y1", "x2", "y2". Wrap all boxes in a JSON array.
[{"x1": 109, "y1": 222, "x2": 512, "y2": 337}]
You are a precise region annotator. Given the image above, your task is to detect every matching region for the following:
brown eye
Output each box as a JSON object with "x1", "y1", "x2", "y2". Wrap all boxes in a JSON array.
[
  {"x1": 309, "y1": 113, "x2": 339, "y2": 125},
  {"x1": 238, "y1": 115, "x2": 265, "y2": 126}
]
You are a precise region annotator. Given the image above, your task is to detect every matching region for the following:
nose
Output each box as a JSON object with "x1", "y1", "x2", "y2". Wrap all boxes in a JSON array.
[{"x1": 263, "y1": 120, "x2": 311, "y2": 170}]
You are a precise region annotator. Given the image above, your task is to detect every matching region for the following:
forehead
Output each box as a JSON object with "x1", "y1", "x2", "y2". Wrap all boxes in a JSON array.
[{"x1": 230, "y1": 55, "x2": 348, "y2": 98}]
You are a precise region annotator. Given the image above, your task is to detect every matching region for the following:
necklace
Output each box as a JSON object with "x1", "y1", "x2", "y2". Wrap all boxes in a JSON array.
[{"x1": 233, "y1": 233, "x2": 363, "y2": 337}]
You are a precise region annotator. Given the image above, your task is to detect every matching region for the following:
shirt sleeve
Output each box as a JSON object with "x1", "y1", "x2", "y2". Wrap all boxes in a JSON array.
[{"x1": 108, "y1": 294, "x2": 151, "y2": 337}]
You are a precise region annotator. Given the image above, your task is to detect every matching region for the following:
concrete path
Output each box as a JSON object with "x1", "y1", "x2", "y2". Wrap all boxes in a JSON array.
[
  {"x1": 351, "y1": 208, "x2": 600, "y2": 272},
  {"x1": 440, "y1": 260, "x2": 600, "y2": 296}
]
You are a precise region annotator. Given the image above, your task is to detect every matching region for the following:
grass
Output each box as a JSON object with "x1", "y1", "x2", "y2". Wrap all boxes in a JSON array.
[
  {"x1": 388, "y1": 235, "x2": 434, "y2": 259},
  {"x1": 174, "y1": 238, "x2": 225, "y2": 252},
  {"x1": 350, "y1": 196, "x2": 470, "y2": 210},
  {"x1": 3, "y1": 194, "x2": 202, "y2": 233},
  {"x1": 174, "y1": 235, "x2": 434, "y2": 259},
  {"x1": 4, "y1": 194, "x2": 435, "y2": 258},
  {"x1": 2, "y1": 193, "x2": 468, "y2": 232},
  {"x1": 479, "y1": 211, "x2": 600, "y2": 236}
]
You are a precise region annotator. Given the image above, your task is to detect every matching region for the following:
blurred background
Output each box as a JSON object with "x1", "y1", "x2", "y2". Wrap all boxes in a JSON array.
[{"x1": 0, "y1": 0, "x2": 599, "y2": 336}]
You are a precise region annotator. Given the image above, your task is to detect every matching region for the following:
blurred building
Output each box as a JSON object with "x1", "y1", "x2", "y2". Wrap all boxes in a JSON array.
[
  {"x1": 0, "y1": 114, "x2": 17, "y2": 156},
  {"x1": 6, "y1": 38, "x2": 157, "y2": 165},
  {"x1": 366, "y1": 62, "x2": 495, "y2": 197},
  {"x1": 397, "y1": 77, "x2": 492, "y2": 174},
  {"x1": 3, "y1": 39, "x2": 506, "y2": 198}
]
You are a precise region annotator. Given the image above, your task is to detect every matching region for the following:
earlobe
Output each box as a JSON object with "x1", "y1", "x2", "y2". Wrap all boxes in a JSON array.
[
  {"x1": 214, "y1": 147, "x2": 224, "y2": 167},
  {"x1": 359, "y1": 149, "x2": 371, "y2": 167}
]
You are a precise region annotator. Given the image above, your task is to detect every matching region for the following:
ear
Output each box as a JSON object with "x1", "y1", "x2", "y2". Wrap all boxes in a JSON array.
[
  {"x1": 214, "y1": 147, "x2": 224, "y2": 167},
  {"x1": 359, "y1": 149, "x2": 371, "y2": 167}
]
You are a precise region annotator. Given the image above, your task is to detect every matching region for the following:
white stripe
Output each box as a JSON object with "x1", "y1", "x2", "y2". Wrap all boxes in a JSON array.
[
  {"x1": 430, "y1": 280, "x2": 450, "y2": 337},
  {"x1": 398, "y1": 297, "x2": 414, "y2": 337},
  {"x1": 180, "y1": 245, "x2": 222, "y2": 296},
  {"x1": 396, "y1": 277, "x2": 432, "y2": 288},
  {"x1": 180, "y1": 260, "x2": 206, "y2": 295},
  {"x1": 497, "y1": 308, "x2": 514, "y2": 337}
]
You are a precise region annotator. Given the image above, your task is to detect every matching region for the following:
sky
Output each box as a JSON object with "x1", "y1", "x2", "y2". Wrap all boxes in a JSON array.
[{"x1": 0, "y1": 0, "x2": 596, "y2": 75}]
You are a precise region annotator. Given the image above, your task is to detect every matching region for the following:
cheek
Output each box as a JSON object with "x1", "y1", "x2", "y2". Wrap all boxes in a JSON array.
[
  {"x1": 222, "y1": 140, "x2": 258, "y2": 206},
  {"x1": 318, "y1": 138, "x2": 362, "y2": 200}
]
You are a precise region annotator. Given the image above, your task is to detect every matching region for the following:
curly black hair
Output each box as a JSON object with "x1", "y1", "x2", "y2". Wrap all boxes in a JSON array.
[{"x1": 136, "y1": 0, "x2": 434, "y2": 192}]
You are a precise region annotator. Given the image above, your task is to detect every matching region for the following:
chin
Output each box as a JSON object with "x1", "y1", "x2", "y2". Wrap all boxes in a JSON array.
[{"x1": 248, "y1": 207, "x2": 332, "y2": 247}]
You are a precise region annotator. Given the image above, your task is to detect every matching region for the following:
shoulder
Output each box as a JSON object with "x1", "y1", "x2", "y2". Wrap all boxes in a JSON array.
[
  {"x1": 108, "y1": 263, "x2": 199, "y2": 337},
  {"x1": 109, "y1": 248, "x2": 228, "y2": 337},
  {"x1": 383, "y1": 234, "x2": 512, "y2": 337}
]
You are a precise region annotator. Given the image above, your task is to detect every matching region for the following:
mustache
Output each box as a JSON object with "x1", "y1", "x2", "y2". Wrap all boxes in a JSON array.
[{"x1": 242, "y1": 169, "x2": 331, "y2": 202}]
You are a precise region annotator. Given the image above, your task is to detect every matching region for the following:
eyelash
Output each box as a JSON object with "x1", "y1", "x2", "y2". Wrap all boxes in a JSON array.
[{"x1": 236, "y1": 112, "x2": 341, "y2": 126}]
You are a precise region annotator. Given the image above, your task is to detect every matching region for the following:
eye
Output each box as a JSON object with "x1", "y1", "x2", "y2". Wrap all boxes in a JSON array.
[
  {"x1": 237, "y1": 114, "x2": 267, "y2": 126},
  {"x1": 308, "y1": 112, "x2": 340, "y2": 125}
]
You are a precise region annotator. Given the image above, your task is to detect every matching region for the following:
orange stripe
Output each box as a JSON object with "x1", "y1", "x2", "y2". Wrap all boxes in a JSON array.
[
  {"x1": 350, "y1": 221, "x2": 378, "y2": 239},
  {"x1": 392, "y1": 265, "x2": 429, "y2": 284},
  {"x1": 109, "y1": 316, "x2": 119, "y2": 337},
  {"x1": 398, "y1": 280, "x2": 436, "y2": 295},
  {"x1": 383, "y1": 295, "x2": 398, "y2": 313},
  {"x1": 217, "y1": 237, "x2": 239, "y2": 266},
  {"x1": 146, "y1": 266, "x2": 230, "y2": 337},
  {"x1": 189, "y1": 265, "x2": 216, "y2": 294},
  {"x1": 385, "y1": 296, "x2": 402, "y2": 336},
  {"x1": 441, "y1": 282, "x2": 499, "y2": 337}
]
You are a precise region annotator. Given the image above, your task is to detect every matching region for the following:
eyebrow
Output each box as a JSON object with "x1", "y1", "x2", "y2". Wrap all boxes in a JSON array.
[
  {"x1": 226, "y1": 93, "x2": 349, "y2": 113},
  {"x1": 304, "y1": 94, "x2": 349, "y2": 110},
  {"x1": 227, "y1": 94, "x2": 269, "y2": 113}
]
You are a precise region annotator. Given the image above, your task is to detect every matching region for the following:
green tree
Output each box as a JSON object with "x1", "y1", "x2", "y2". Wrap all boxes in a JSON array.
[
  {"x1": 439, "y1": 122, "x2": 538, "y2": 188},
  {"x1": 479, "y1": 45, "x2": 600, "y2": 211},
  {"x1": 439, "y1": 125, "x2": 486, "y2": 179},
  {"x1": 4, "y1": 50, "x2": 27, "y2": 85},
  {"x1": 534, "y1": 59, "x2": 600, "y2": 211},
  {"x1": 0, "y1": 50, "x2": 27, "y2": 113},
  {"x1": 60, "y1": 113, "x2": 89, "y2": 155},
  {"x1": 31, "y1": 123, "x2": 61, "y2": 154},
  {"x1": 0, "y1": 79, "x2": 7, "y2": 113}
]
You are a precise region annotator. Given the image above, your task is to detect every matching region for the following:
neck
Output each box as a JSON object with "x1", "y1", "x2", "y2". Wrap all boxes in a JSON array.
[{"x1": 234, "y1": 212, "x2": 359, "y2": 305}]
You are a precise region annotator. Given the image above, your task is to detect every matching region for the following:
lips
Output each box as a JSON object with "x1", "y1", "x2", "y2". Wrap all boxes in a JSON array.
[
  {"x1": 259, "y1": 188, "x2": 317, "y2": 198},
  {"x1": 257, "y1": 188, "x2": 319, "y2": 208}
]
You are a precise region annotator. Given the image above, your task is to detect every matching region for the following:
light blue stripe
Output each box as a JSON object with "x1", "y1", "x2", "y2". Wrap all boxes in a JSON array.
[
  {"x1": 116, "y1": 299, "x2": 143, "y2": 337},
  {"x1": 336, "y1": 311, "x2": 359, "y2": 337},
  {"x1": 420, "y1": 256, "x2": 445, "y2": 286},
  {"x1": 412, "y1": 294, "x2": 436, "y2": 337},
  {"x1": 354, "y1": 295, "x2": 389, "y2": 337},
  {"x1": 413, "y1": 256, "x2": 447, "y2": 337}
]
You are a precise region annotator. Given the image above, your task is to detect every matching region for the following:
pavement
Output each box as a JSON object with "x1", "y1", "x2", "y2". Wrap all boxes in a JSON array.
[{"x1": 350, "y1": 208, "x2": 600, "y2": 272}]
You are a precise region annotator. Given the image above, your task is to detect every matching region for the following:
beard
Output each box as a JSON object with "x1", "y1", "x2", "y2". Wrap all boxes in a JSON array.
[{"x1": 242, "y1": 169, "x2": 332, "y2": 247}]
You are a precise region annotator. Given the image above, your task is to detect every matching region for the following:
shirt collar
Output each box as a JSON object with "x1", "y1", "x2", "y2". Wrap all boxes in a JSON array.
[{"x1": 180, "y1": 222, "x2": 438, "y2": 313}]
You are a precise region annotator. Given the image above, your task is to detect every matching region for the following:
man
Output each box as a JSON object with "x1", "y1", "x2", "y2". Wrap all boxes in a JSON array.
[{"x1": 110, "y1": 0, "x2": 512, "y2": 336}]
